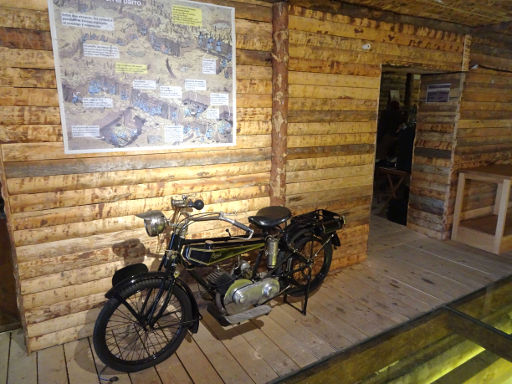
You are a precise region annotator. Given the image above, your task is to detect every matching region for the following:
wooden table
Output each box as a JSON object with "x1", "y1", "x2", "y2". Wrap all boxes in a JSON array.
[{"x1": 452, "y1": 165, "x2": 512, "y2": 254}]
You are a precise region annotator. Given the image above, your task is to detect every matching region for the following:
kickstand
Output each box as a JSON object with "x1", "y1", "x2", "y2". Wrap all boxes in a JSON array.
[{"x1": 284, "y1": 265, "x2": 312, "y2": 316}]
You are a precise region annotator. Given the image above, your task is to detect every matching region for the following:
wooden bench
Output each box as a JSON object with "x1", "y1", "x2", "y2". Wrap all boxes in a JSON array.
[{"x1": 452, "y1": 165, "x2": 512, "y2": 254}]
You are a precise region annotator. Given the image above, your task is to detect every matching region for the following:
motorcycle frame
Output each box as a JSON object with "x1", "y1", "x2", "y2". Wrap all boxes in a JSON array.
[{"x1": 108, "y1": 205, "x2": 340, "y2": 333}]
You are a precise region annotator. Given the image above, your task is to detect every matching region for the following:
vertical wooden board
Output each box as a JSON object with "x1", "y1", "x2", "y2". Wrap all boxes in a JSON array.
[
  {"x1": 201, "y1": 313, "x2": 279, "y2": 384},
  {"x1": 37, "y1": 344, "x2": 68, "y2": 384},
  {"x1": 63, "y1": 339, "x2": 99, "y2": 384},
  {"x1": 254, "y1": 316, "x2": 317, "y2": 368},
  {"x1": 0, "y1": 332, "x2": 10, "y2": 384},
  {"x1": 7, "y1": 329, "x2": 37, "y2": 384},
  {"x1": 90, "y1": 337, "x2": 131, "y2": 384},
  {"x1": 193, "y1": 319, "x2": 254, "y2": 384},
  {"x1": 129, "y1": 368, "x2": 161, "y2": 384},
  {"x1": 155, "y1": 355, "x2": 192, "y2": 384},
  {"x1": 175, "y1": 335, "x2": 223, "y2": 384}
]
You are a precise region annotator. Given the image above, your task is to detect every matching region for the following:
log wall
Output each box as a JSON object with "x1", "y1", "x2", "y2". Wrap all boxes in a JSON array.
[
  {"x1": 1, "y1": 0, "x2": 469, "y2": 351},
  {"x1": 447, "y1": 36, "x2": 512, "y2": 228},
  {"x1": 286, "y1": 5, "x2": 465, "y2": 264},
  {"x1": 408, "y1": 73, "x2": 465, "y2": 239},
  {"x1": 0, "y1": 0, "x2": 275, "y2": 352}
]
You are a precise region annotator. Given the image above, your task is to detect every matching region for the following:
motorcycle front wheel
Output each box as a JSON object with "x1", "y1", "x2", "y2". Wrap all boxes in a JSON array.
[
  {"x1": 286, "y1": 233, "x2": 332, "y2": 297},
  {"x1": 93, "y1": 278, "x2": 192, "y2": 372}
]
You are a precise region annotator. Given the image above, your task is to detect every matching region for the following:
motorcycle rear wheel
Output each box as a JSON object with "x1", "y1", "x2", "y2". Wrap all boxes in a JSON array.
[
  {"x1": 286, "y1": 233, "x2": 332, "y2": 297},
  {"x1": 93, "y1": 278, "x2": 192, "y2": 372}
]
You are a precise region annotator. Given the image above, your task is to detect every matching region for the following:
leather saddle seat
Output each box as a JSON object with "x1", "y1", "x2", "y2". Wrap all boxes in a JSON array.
[{"x1": 248, "y1": 206, "x2": 291, "y2": 228}]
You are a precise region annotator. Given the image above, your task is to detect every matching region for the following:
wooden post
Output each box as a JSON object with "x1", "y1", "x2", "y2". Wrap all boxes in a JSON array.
[{"x1": 270, "y1": 1, "x2": 288, "y2": 206}]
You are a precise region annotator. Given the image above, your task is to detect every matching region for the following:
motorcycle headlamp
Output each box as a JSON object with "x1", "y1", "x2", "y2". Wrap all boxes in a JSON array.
[{"x1": 136, "y1": 210, "x2": 167, "y2": 237}]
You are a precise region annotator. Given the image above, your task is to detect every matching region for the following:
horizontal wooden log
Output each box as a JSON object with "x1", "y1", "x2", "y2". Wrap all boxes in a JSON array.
[
  {"x1": 24, "y1": 292, "x2": 104, "y2": 325},
  {"x1": 416, "y1": 123, "x2": 455, "y2": 133},
  {"x1": 289, "y1": 71, "x2": 380, "y2": 88},
  {"x1": 0, "y1": 106, "x2": 60, "y2": 125},
  {"x1": 0, "y1": 67, "x2": 55, "y2": 87},
  {"x1": 236, "y1": 49, "x2": 272, "y2": 66},
  {"x1": 4, "y1": 148, "x2": 271, "y2": 179},
  {"x1": 0, "y1": 46, "x2": 54, "y2": 69},
  {"x1": 288, "y1": 133, "x2": 375, "y2": 147},
  {"x1": 0, "y1": 6, "x2": 50, "y2": 30},
  {"x1": 289, "y1": 4, "x2": 464, "y2": 43},
  {"x1": 0, "y1": 27, "x2": 51, "y2": 50},
  {"x1": 288, "y1": 110, "x2": 377, "y2": 123},
  {"x1": 288, "y1": 12, "x2": 463, "y2": 53},
  {"x1": 1, "y1": 134, "x2": 270, "y2": 162},
  {"x1": 289, "y1": 98, "x2": 377, "y2": 111},
  {"x1": 288, "y1": 121, "x2": 375, "y2": 135},
  {"x1": 287, "y1": 175, "x2": 372, "y2": 195},
  {"x1": 11, "y1": 187, "x2": 269, "y2": 231},
  {"x1": 458, "y1": 120, "x2": 512, "y2": 129},
  {"x1": 290, "y1": 45, "x2": 460, "y2": 70},
  {"x1": 287, "y1": 153, "x2": 373, "y2": 171},
  {"x1": 15, "y1": 199, "x2": 268, "y2": 262},
  {"x1": 10, "y1": 172, "x2": 268, "y2": 215},
  {"x1": 288, "y1": 164, "x2": 372, "y2": 183},
  {"x1": 288, "y1": 144, "x2": 374, "y2": 160},
  {"x1": 27, "y1": 308, "x2": 100, "y2": 339},
  {"x1": 0, "y1": 87, "x2": 58, "y2": 107},
  {"x1": 289, "y1": 84, "x2": 379, "y2": 99},
  {"x1": 289, "y1": 58, "x2": 381, "y2": 77},
  {"x1": 0, "y1": 125, "x2": 62, "y2": 143},
  {"x1": 237, "y1": 94, "x2": 272, "y2": 108},
  {"x1": 23, "y1": 277, "x2": 112, "y2": 310},
  {"x1": 237, "y1": 65, "x2": 272, "y2": 80},
  {"x1": 7, "y1": 160, "x2": 270, "y2": 195},
  {"x1": 236, "y1": 79, "x2": 271, "y2": 94}
]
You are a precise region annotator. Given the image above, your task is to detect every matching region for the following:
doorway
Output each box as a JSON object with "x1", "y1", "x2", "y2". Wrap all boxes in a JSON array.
[
  {"x1": 0, "y1": 189, "x2": 20, "y2": 332},
  {"x1": 372, "y1": 68, "x2": 421, "y2": 225}
]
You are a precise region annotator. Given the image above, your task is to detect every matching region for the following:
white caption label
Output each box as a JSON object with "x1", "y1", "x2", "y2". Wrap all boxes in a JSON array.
[
  {"x1": 164, "y1": 125, "x2": 184, "y2": 143},
  {"x1": 72, "y1": 125, "x2": 100, "y2": 137},
  {"x1": 202, "y1": 58, "x2": 217, "y2": 75},
  {"x1": 132, "y1": 79, "x2": 157, "y2": 90},
  {"x1": 61, "y1": 13, "x2": 114, "y2": 31},
  {"x1": 160, "y1": 86, "x2": 182, "y2": 99},
  {"x1": 184, "y1": 79, "x2": 207, "y2": 91},
  {"x1": 82, "y1": 98, "x2": 113, "y2": 108},
  {"x1": 206, "y1": 108, "x2": 220, "y2": 119},
  {"x1": 83, "y1": 43, "x2": 119, "y2": 58},
  {"x1": 210, "y1": 93, "x2": 229, "y2": 106}
]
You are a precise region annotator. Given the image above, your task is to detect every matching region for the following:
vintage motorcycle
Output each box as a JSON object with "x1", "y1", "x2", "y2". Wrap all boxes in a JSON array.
[{"x1": 93, "y1": 195, "x2": 344, "y2": 372}]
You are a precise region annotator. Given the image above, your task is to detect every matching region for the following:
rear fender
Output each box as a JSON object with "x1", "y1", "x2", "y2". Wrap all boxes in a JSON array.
[{"x1": 106, "y1": 271, "x2": 200, "y2": 333}]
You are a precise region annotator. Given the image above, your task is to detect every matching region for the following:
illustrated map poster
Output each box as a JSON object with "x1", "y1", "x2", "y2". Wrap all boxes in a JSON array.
[{"x1": 48, "y1": 0, "x2": 236, "y2": 153}]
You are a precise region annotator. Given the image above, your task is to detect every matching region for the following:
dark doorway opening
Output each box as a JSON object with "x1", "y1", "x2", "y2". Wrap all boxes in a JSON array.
[
  {"x1": 0, "y1": 188, "x2": 20, "y2": 332},
  {"x1": 372, "y1": 68, "x2": 421, "y2": 225}
]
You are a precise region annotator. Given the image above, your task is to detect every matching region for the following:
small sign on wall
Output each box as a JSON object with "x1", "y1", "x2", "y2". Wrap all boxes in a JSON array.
[{"x1": 426, "y1": 83, "x2": 451, "y2": 103}]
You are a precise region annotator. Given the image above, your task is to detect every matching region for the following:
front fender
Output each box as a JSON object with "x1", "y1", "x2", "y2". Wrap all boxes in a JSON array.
[{"x1": 106, "y1": 271, "x2": 200, "y2": 333}]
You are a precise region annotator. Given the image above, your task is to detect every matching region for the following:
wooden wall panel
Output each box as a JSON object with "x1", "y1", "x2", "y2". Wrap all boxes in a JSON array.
[
  {"x1": 288, "y1": 4, "x2": 465, "y2": 265},
  {"x1": 446, "y1": 37, "x2": 512, "y2": 230},
  {"x1": 408, "y1": 73, "x2": 465, "y2": 239},
  {"x1": 0, "y1": 0, "x2": 469, "y2": 352},
  {"x1": 0, "y1": 0, "x2": 272, "y2": 352}
]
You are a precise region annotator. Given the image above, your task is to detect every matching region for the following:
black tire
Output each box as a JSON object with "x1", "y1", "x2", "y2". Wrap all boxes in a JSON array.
[
  {"x1": 93, "y1": 278, "x2": 192, "y2": 372},
  {"x1": 286, "y1": 233, "x2": 332, "y2": 297}
]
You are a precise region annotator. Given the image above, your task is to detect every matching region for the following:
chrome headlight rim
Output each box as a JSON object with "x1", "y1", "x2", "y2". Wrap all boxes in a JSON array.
[{"x1": 136, "y1": 210, "x2": 167, "y2": 237}]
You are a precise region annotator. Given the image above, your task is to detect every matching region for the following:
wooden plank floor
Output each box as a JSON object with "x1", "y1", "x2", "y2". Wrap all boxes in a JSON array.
[{"x1": 3, "y1": 215, "x2": 512, "y2": 384}]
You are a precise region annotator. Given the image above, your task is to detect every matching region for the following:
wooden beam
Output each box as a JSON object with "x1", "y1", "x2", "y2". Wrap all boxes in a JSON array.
[
  {"x1": 289, "y1": 0, "x2": 472, "y2": 35},
  {"x1": 270, "y1": 1, "x2": 289, "y2": 206},
  {"x1": 445, "y1": 306, "x2": 512, "y2": 363}
]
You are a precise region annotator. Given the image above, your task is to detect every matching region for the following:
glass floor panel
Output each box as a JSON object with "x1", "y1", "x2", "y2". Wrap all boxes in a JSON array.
[{"x1": 275, "y1": 276, "x2": 512, "y2": 384}]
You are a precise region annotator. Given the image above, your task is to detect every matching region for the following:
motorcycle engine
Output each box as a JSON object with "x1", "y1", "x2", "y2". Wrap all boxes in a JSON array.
[{"x1": 223, "y1": 278, "x2": 280, "y2": 315}]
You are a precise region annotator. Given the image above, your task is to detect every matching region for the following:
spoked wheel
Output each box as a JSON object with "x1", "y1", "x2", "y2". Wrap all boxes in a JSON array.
[
  {"x1": 286, "y1": 233, "x2": 332, "y2": 297},
  {"x1": 93, "y1": 278, "x2": 192, "y2": 372}
]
